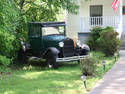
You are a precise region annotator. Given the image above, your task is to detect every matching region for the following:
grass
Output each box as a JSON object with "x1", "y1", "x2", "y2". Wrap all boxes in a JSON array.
[{"x1": 0, "y1": 52, "x2": 119, "y2": 94}]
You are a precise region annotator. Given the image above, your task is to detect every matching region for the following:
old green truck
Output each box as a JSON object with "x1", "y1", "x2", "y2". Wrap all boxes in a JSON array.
[{"x1": 19, "y1": 22, "x2": 89, "y2": 68}]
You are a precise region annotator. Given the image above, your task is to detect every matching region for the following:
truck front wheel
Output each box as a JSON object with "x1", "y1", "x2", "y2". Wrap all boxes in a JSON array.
[
  {"x1": 46, "y1": 56, "x2": 58, "y2": 69},
  {"x1": 45, "y1": 47, "x2": 59, "y2": 69}
]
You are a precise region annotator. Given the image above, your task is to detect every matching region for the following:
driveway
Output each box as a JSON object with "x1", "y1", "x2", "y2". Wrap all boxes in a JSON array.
[{"x1": 89, "y1": 50, "x2": 125, "y2": 94}]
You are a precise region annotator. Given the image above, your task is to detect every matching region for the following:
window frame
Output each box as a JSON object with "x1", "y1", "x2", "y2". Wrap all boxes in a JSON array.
[
  {"x1": 90, "y1": 5, "x2": 103, "y2": 17},
  {"x1": 123, "y1": 6, "x2": 125, "y2": 15}
]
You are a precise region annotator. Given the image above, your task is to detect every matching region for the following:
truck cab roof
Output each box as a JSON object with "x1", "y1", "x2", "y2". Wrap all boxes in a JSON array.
[{"x1": 29, "y1": 22, "x2": 65, "y2": 27}]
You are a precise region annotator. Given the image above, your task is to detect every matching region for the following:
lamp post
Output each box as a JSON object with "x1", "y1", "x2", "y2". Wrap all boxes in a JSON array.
[
  {"x1": 114, "y1": 53, "x2": 118, "y2": 61},
  {"x1": 102, "y1": 60, "x2": 106, "y2": 70},
  {"x1": 81, "y1": 75, "x2": 87, "y2": 89}
]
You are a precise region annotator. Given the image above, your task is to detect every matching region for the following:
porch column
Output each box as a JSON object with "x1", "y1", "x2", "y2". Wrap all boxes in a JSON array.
[
  {"x1": 117, "y1": 0, "x2": 123, "y2": 38},
  {"x1": 66, "y1": 0, "x2": 81, "y2": 43}
]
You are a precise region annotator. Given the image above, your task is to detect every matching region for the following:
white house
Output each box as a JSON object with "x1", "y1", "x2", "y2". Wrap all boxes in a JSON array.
[{"x1": 66, "y1": 0, "x2": 125, "y2": 42}]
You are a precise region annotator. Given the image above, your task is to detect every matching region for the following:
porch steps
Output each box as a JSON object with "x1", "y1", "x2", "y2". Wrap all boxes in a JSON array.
[{"x1": 120, "y1": 32, "x2": 125, "y2": 50}]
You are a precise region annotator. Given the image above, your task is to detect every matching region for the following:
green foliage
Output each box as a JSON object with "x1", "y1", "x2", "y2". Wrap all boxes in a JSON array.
[
  {"x1": 80, "y1": 56, "x2": 99, "y2": 76},
  {"x1": 87, "y1": 27, "x2": 103, "y2": 50},
  {"x1": 0, "y1": 55, "x2": 11, "y2": 66},
  {"x1": 0, "y1": 0, "x2": 19, "y2": 33},
  {"x1": 15, "y1": 0, "x2": 78, "y2": 21},
  {"x1": 0, "y1": 0, "x2": 20, "y2": 67},
  {"x1": 87, "y1": 26, "x2": 121, "y2": 56},
  {"x1": 90, "y1": 51, "x2": 105, "y2": 60},
  {"x1": 90, "y1": 26, "x2": 102, "y2": 40},
  {"x1": 98, "y1": 27, "x2": 121, "y2": 56},
  {"x1": 0, "y1": 30, "x2": 20, "y2": 66},
  {"x1": 0, "y1": 31, "x2": 19, "y2": 59},
  {"x1": 14, "y1": 0, "x2": 79, "y2": 40},
  {"x1": 0, "y1": 55, "x2": 116, "y2": 94}
]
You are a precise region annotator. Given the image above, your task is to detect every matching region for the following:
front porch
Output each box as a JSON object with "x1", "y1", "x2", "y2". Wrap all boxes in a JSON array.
[
  {"x1": 66, "y1": 0, "x2": 125, "y2": 41},
  {"x1": 78, "y1": 0, "x2": 125, "y2": 35},
  {"x1": 79, "y1": 16, "x2": 120, "y2": 32}
]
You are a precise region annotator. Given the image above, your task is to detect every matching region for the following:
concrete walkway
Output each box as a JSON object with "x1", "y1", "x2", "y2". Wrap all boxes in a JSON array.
[{"x1": 89, "y1": 50, "x2": 125, "y2": 94}]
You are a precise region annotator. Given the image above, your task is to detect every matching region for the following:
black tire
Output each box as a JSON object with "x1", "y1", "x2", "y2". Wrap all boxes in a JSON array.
[
  {"x1": 77, "y1": 60, "x2": 80, "y2": 64},
  {"x1": 45, "y1": 47, "x2": 59, "y2": 69},
  {"x1": 18, "y1": 48, "x2": 27, "y2": 63},
  {"x1": 46, "y1": 56, "x2": 58, "y2": 69}
]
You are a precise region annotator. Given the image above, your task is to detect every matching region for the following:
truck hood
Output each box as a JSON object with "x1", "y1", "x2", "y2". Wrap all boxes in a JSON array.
[{"x1": 42, "y1": 34, "x2": 66, "y2": 42}]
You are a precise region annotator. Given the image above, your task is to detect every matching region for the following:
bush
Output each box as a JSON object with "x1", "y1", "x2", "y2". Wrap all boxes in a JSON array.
[
  {"x1": 87, "y1": 27, "x2": 103, "y2": 50},
  {"x1": 80, "y1": 56, "x2": 99, "y2": 76},
  {"x1": 0, "y1": 0, "x2": 20, "y2": 69},
  {"x1": 0, "y1": 30, "x2": 19, "y2": 59},
  {"x1": 0, "y1": 55, "x2": 11, "y2": 66},
  {"x1": 90, "y1": 51, "x2": 105, "y2": 60},
  {"x1": 0, "y1": 30, "x2": 20, "y2": 66},
  {"x1": 87, "y1": 26, "x2": 121, "y2": 56},
  {"x1": 98, "y1": 27, "x2": 121, "y2": 56}
]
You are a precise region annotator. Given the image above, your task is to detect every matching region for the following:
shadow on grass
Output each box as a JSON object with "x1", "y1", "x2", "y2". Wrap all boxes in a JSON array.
[
  {"x1": 1, "y1": 55, "x2": 117, "y2": 94},
  {"x1": 10, "y1": 60, "x2": 79, "y2": 72},
  {"x1": 1, "y1": 62, "x2": 84, "y2": 94}
]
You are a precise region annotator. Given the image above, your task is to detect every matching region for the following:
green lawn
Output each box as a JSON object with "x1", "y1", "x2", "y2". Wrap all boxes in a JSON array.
[{"x1": 0, "y1": 54, "x2": 118, "y2": 94}]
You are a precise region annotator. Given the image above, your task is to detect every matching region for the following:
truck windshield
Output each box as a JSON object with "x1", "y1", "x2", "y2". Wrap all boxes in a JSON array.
[{"x1": 42, "y1": 27, "x2": 64, "y2": 36}]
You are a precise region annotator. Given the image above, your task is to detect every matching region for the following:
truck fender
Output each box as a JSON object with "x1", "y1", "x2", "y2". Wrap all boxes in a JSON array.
[
  {"x1": 44, "y1": 47, "x2": 60, "y2": 58},
  {"x1": 44, "y1": 47, "x2": 60, "y2": 69},
  {"x1": 80, "y1": 44, "x2": 90, "y2": 55}
]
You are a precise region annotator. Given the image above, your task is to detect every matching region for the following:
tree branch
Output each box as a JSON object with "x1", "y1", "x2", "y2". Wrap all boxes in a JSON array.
[{"x1": 19, "y1": 0, "x2": 25, "y2": 10}]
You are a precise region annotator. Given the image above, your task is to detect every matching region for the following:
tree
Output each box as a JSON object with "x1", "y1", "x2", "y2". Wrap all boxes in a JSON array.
[
  {"x1": 0, "y1": 0, "x2": 20, "y2": 66},
  {"x1": 14, "y1": 0, "x2": 79, "y2": 40},
  {"x1": 15, "y1": 0, "x2": 78, "y2": 21},
  {"x1": 0, "y1": 0, "x2": 19, "y2": 33}
]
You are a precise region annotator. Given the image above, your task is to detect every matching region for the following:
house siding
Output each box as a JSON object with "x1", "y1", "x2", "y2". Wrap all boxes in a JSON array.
[
  {"x1": 78, "y1": 32, "x2": 90, "y2": 43},
  {"x1": 81, "y1": 0, "x2": 120, "y2": 17},
  {"x1": 66, "y1": 0, "x2": 80, "y2": 42}
]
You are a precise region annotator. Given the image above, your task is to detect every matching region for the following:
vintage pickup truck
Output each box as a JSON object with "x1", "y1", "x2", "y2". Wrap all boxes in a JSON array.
[{"x1": 19, "y1": 22, "x2": 90, "y2": 68}]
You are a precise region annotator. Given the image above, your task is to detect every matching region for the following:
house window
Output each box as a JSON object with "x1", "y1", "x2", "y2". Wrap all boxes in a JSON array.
[
  {"x1": 90, "y1": 5, "x2": 103, "y2": 25},
  {"x1": 123, "y1": 6, "x2": 125, "y2": 15}
]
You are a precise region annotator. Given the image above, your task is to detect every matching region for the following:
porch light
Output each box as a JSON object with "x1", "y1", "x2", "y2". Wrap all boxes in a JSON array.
[
  {"x1": 102, "y1": 60, "x2": 106, "y2": 70},
  {"x1": 81, "y1": 75, "x2": 87, "y2": 89}
]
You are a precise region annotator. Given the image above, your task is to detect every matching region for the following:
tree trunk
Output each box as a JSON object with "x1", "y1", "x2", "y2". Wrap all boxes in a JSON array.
[{"x1": 19, "y1": 0, "x2": 25, "y2": 10}]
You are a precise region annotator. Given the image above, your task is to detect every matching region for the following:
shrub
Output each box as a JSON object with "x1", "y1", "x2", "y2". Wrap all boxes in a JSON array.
[
  {"x1": 0, "y1": 30, "x2": 18, "y2": 58},
  {"x1": 0, "y1": 0, "x2": 20, "y2": 68},
  {"x1": 87, "y1": 27, "x2": 103, "y2": 50},
  {"x1": 90, "y1": 51, "x2": 105, "y2": 60},
  {"x1": 98, "y1": 27, "x2": 121, "y2": 56},
  {"x1": 87, "y1": 26, "x2": 121, "y2": 56},
  {"x1": 0, "y1": 30, "x2": 20, "y2": 66},
  {"x1": 0, "y1": 55, "x2": 11, "y2": 66},
  {"x1": 80, "y1": 56, "x2": 99, "y2": 76}
]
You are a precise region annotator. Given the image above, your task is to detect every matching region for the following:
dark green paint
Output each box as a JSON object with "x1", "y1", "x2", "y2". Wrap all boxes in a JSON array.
[{"x1": 28, "y1": 22, "x2": 66, "y2": 54}]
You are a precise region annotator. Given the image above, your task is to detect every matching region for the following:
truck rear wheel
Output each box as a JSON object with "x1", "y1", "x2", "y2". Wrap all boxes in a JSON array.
[{"x1": 18, "y1": 48, "x2": 27, "y2": 63}]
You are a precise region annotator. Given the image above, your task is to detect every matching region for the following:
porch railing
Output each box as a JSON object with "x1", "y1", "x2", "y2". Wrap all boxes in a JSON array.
[{"x1": 79, "y1": 16, "x2": 120, "y2": 32}]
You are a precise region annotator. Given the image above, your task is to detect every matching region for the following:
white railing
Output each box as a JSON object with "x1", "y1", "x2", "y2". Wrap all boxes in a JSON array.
[{"x1": 79, "y1": 16, "x2": 120, "y2": 32}]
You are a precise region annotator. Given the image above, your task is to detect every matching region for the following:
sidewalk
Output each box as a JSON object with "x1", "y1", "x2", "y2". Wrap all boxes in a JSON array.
[{"x1": 89, "y1": 50, "x2": 125, "y2": 94}]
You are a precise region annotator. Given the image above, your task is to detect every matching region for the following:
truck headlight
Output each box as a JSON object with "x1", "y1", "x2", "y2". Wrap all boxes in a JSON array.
[
  {"x1": 59, "y1": 42, "x2": 64, "y2": 47},
  {"x1": 77, "y1": 40, "x2": 81, "y2": 47}
]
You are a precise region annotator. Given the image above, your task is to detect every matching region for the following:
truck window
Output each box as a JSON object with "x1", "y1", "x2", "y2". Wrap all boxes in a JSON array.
[{"x1": 42, "y1": 27, "x2": 59, "y2": 36}]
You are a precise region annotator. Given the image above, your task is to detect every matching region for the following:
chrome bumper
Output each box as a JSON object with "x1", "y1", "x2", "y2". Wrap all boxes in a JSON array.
[{"x1": 56, "y1": 55, "x2": 88, "y2": 62}]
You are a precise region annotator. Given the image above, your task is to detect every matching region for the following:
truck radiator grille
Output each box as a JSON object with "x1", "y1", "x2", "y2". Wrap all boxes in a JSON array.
[{"x1": 63, "y1": 38, "x2": 74, "y2": 57}]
